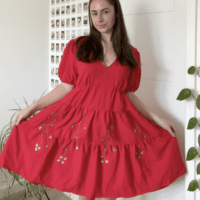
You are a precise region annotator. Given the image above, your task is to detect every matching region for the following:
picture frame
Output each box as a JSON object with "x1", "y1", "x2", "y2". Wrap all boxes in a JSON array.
[{"x1": 50, "y1": 0, "x2": 89, "y2": 89}]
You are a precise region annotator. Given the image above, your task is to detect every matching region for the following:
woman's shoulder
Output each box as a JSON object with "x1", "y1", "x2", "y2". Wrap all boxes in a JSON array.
[
  {"x1": 129, "y1": 44, "x2": 140, "y2": 65},
  {"x1": 69, "y1": 36, "x2": 87, "y2": 53},
  {"x1": 130, "y1": 44, "x2": 138, "y2": 52},
  {"x1": 75, "y1": 36, "x2": 87, "y2": 46}
]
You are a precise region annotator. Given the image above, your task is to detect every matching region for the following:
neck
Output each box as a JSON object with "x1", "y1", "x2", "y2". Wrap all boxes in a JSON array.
[{"x1": 101, "y1": 35, "x2": 112, "y2": 43}]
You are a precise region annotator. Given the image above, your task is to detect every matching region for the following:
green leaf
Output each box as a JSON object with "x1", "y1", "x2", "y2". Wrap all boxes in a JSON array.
[
  {"x1": 13, "y1": 173, "x2": 19, "y2": 182},
  {"x1": 12, "y1": 98, "x2": 22, "y2": 110},
  {"x1": 13, "y1": 173, "x2": 23, "y2": 186},
  {"x1": 176, "y1": 88, "x2": 191, "y2": 100},
  {"x1": 186, "y1": 147, "x2": 198, "y2": 161},
  {"x1": 8, "y1": 170, "x2": 12, "y2": 175},
  {"x1": 198, "y1": 134, "x2": 200, "y2": 147},
  {"x1": 10, "y1": 112, "x2": 17, "y2": 128},
  {"x1": 22, "y1": 96, "x2": 29, "y2": 107},
  {"x1": 18, "y1": 180, "x2": 23, "y2": 186},
  {"x1": 28, "y1": 182, "x2": 32, "y2": 187},
  {"x1": 1, "y1": 124, "x2": 10, "y2": 137},
  {"x1": 40, "y1": 87, "x2": 48, "y2": 99},
  {"x1": 187, "y1": 180, "x2": 199, "y2": 191},
  {"x1": 197, "y1": 163, "x2": 200, "y2": 175},
  {"x1": 188, "y1": 66, "x2": 196, "y2": 74},
  {"x1": 187, "y1": 117, "x2": 198, "y2": 129},
  {"x1": 7, "y1": 109, "x2": 20, "y2": 111},
  {"x1": 197, "y1": 95, "x2": 200, "y2": 110}
]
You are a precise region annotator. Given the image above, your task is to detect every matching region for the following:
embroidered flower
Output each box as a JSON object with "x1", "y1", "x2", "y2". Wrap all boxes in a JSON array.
[
  {"x1": 100, "y1": 124, "x2": 116, "y2": 164},
  {"x1": 35, "y1": 104, "x2": 69, "y2": 152},
  {"x1": 57, "y1": 108, "x2": 87, "y2": 164}
]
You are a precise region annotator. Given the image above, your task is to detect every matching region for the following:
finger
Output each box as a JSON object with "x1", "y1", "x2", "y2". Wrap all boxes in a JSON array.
[
  {"x1": 168, "y1": 122, "x2": 175, "y2": 133},
  {"x1": 16, "y1": 120, "x2": 21, "y2": 125},
  {"x1": 171, "y1": 125, "x2": 175, "y2": 133},
  {"x1": 169, "y1": 129, "x2": 176, "y2": 137},
  {"x1": 171, "y1": 125, "x2": 176, "y2": 136},
  {"x1": 16, "y1": 115, "x2": 22, "y2": 125},
  {"x1": 15, "y1": 113, "x2": 22, "y2": 123},
  {"x1": 18, "y1": 116, "x2": 24, "y2": 124},
  {"x1": 168, "y1": 131, "x2": 175, "y2": 137},
  {"x1": 14, "y1": 114, "x2": 19, "y2": 123},
  {"x1": 14, "y1": 116, "x2": 19, "y2": 124},
  {"x1": 166, "y1": 126, "x2": 175, "y2": 137}
]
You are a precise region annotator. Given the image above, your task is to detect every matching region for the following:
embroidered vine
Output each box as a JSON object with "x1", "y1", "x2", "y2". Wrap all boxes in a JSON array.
[
  {"x1": 100, "y1": 124, "x2": 116, "y2": 164},
  {"x1": 57, "y1": 108, "x2": 87, "y2": 164},
  {"x1": 128, "y1": 111, "x2": 147, "y2": 159},
  {"x1": 35, "y1": 104, "x2": 69, "y2": 151}
]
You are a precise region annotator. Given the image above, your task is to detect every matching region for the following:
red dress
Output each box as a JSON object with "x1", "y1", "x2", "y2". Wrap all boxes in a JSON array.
[{"x1": 0, "y1": 37, "x2": 187, "y2": 199}]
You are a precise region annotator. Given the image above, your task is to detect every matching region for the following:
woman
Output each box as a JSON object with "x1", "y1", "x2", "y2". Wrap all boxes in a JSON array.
[{"x1": 0, "y1": 0, "x2": 187, "y2": 199}]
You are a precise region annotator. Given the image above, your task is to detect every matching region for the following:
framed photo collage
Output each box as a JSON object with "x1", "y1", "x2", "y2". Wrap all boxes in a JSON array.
[{"x1": 50, "y1": 0, "x2": 89, "y2": 89}]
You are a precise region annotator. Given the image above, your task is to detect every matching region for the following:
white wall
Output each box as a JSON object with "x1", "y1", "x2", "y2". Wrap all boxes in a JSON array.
[
  {"x1": 0, "y1": 0, "x2": 49, "y2": 129},
  {"x1": 0, "y1": 0, "x2": 187, "y2": 199},
  {"x1": 70, "y1": 0, "x2": 187, "y2": 199},
  {"x1": 119, "y1": 0, "x2": 186, "y2": 199},
  {"x1": 0, "y1": 0, "x2": 49, "y2": 193}
]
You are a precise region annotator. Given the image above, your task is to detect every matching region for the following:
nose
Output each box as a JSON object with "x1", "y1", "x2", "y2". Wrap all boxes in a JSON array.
[{"x1": 97, "y1": 13, "x2": 104, "y2": 22}]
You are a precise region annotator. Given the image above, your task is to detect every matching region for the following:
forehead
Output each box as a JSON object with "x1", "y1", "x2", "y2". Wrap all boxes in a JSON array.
[{"x1": 90, "y1": 0, "x2": 113, "y2": 11}]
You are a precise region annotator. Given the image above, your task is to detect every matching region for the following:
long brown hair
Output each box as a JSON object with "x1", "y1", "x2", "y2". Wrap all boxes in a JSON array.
[{"x1": 72, "y1": 0, "x2": 139, "y2": 70}]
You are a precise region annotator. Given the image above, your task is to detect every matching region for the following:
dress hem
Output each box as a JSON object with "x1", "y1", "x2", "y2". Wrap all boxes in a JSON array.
[{"x1": 0, "y1": 162, "x2": 187, "y2": 199}]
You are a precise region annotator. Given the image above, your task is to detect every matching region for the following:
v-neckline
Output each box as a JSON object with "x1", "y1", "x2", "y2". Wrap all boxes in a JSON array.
[{"x1": 99, "y1": 58, "x2": 117, "y2": 69}]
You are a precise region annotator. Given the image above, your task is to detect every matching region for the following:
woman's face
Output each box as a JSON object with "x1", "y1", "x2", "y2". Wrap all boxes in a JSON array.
[{"x1": 90, "y1": 0, "x2": 115, "y2": 34}]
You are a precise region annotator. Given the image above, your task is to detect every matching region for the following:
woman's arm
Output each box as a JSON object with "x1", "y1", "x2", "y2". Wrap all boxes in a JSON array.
[
  {"x1": 126, "y1": 92, "x2": 160, "y2": 125},
  {"x1": 29, "y1": 83, "x2": 74, "y2": 112}
]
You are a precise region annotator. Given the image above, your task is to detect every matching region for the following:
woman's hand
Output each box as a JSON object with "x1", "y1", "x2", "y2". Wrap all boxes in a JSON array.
[
  {"x1": 14, "y1": 105, "x2": 41, "y2": 125},
  {"x1": 153, "y1": 116, "x2": 176, "y2": 137}
]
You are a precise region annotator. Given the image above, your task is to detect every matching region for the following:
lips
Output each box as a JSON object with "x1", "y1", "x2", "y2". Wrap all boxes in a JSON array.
[{"x1": 99, "y1": 24, "x2": 106, "y2": 27}]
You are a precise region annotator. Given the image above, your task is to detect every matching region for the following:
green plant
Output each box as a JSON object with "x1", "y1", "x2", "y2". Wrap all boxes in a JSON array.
[
  {"x1": 0, "y1": 87, "x2": 51, "y2": 199},
  {"x1": 177, "y1": 66, "x2": 200, "y2": 191}
]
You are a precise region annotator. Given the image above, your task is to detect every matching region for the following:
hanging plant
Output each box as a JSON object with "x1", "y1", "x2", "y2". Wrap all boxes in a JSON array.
[{"x1": 176, "y1": 66, "x2": 200, "y2": 191}]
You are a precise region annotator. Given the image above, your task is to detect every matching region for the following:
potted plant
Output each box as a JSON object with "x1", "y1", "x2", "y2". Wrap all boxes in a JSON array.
[{"x1": 0, "y1": 88, "x2": 52, "y2": 200}]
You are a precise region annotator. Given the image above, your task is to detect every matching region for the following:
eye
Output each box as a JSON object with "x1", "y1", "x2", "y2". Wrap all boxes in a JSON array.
[{"x1": 91, "y1": 11, "x2": 109, "y2": 16}]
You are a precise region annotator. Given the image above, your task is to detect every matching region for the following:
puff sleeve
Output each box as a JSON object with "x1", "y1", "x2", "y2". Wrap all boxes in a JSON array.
[
  {"x1": 126, "y1": 47, "x2": 141, "y2": 92},
  {"x1": 58, "y1": 39, "x2": 78, "y2": 86}
]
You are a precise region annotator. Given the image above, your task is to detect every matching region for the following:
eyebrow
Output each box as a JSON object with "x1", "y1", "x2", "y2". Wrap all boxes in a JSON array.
[{"x1": 91, "y1": 8, "x2": 109, "y2": 12}]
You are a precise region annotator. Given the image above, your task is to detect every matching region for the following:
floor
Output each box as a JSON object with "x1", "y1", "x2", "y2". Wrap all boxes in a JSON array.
[{"x1": 0, "y1": 185, "x2": 73, "y2": 200}]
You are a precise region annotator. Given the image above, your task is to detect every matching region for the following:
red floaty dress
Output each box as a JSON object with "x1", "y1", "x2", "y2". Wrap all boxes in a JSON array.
[{"x1": 0, "y1": 37, "x2": 187, "y2": 199}]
